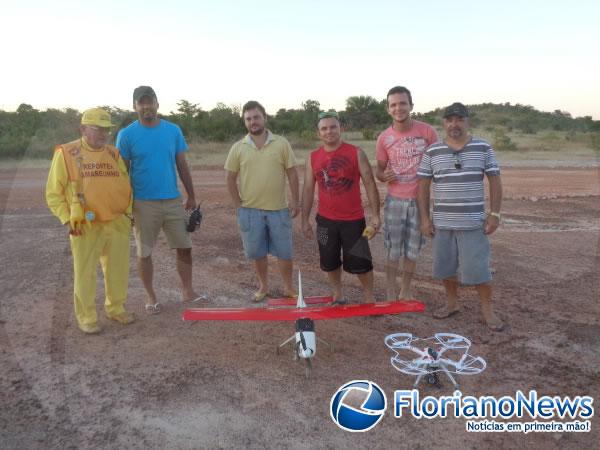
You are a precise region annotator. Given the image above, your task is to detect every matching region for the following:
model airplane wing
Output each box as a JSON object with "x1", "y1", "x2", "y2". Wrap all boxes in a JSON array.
[
  {"x1": 267, "y1": 296, "x2": 334, "y2": 307},
  {"x1": 183, "y1": 300, "x2": 424, "y2": 321}
]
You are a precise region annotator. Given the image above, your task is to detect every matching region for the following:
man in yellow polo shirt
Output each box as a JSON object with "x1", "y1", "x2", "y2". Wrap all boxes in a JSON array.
[
  {"x1": 225, "y1": 101, "x2": 300, "y2": 301},
  {"x1": 46, "y1": 108, "x2": 133, "y2": 334}
]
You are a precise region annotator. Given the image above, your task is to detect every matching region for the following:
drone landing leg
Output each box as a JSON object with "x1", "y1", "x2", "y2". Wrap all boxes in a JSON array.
[
  {"x1": 439, "y1": 362, "x2": 459, "y2": 388},
  {"x1": 413, "y1": 374, "x2": 424, "y2": 388},
  {"x1": 304, "y1": 358, "x2": 312, "y2": 378},
  {"x1": 276, "y1": 335, "x2": 334, "y2": 354}
]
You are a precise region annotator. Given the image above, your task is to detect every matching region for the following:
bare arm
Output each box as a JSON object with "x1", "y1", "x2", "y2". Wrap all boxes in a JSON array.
[
  {"x1": 116, "y1": 156, "x2": 133, "y2": 216},
  {"x1": 484, "y1": 174, "x2": 503, "y2": 235},
  {"x1": 175, "y1": 152, "x2": 196, "y2": 210},
  {"x1": 417, "y1": 178, "x2": 434, "y2": 237},
  {"x1": 286, "y1": 166, "x2": 300, "y2": 218},
  {"x1": 358, "y1": 149, "x2": 381, "y2": 230},
  {"x1": 301, "y1": 157, "x2": 316, "y2": 239},
  {"x1": 225, "y1": 170, "x2": 242, "y2": 209},
  {"x1": 375, "y1": 159, "x2": 396, "y2": 183}
]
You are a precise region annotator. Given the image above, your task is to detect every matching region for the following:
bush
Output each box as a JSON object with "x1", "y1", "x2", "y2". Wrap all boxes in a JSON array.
[
  {"x1": 288, "y1": 130, "x2": 318, "y2": 150},
  {"x1": 590, "y1": 133, "x2": 600, "y2": 152},
  {"x1": 361, "y1": 129, "x2": 375, "y2": 140},
  {"x1": 493, "y1": 129, "x2": 518, "y2": 151}
]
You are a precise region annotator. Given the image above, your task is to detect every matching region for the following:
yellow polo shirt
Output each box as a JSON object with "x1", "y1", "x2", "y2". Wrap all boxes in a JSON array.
[{"x1": 225, "y1": 131, "x2": 297, "y2": 210}]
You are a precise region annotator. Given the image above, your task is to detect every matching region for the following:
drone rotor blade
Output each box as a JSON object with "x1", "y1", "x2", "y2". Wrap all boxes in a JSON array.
[
  {"x1": 384, "y1": 333, "x2": 413, "y2": 349},
  {"x1": 455, "y1": 355, "x2": 487, "y2": 374},
  {"x1": 390, "y1": 356, "x2": 429, "y2": 375},
  {"x1": 435, "y1": 333, "x2": 471, "y2": 349}
]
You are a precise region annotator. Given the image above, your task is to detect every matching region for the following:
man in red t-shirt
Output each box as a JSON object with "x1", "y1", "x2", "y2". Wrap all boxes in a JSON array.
[{"x1": 302, "y1": 111, "x2": 381, "y2": 303}]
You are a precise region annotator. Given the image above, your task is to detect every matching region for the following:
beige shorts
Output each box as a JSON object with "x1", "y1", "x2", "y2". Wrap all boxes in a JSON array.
[{"x1": 133, "y1": 198, "x2": 192, "y2": 257}]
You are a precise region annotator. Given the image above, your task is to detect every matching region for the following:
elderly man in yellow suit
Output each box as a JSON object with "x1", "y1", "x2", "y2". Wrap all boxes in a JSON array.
[{"x1": 46, "y1": 108, "x2": 134, "y2": 334}]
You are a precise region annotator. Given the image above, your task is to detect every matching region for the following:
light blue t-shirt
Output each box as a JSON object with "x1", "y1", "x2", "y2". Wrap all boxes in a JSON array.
[{"x1": 116, "y1": 120, "x2": 187, "y2": 200}]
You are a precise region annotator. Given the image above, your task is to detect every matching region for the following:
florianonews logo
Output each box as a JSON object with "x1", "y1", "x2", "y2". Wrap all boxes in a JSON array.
[{"x1": 330, "y1": 380, "x2": 387, "y2": 432}]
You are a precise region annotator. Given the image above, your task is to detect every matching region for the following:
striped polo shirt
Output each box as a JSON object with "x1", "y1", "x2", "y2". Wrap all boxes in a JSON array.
[{"x1": 417, "y1": 138, "x2": 500, "y2": 230}]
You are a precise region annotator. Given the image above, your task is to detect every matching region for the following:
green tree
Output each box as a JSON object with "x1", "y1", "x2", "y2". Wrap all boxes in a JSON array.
[
  {"x1": 16, "y1": 104, "x2": 41, "y2": 135},
  {"x1": 0, "y1": 104, "x2": 42, "y2": 158},
  {"x1": 173, "y1": 99, "x2": 202, "y2": 138},
  {"x1": 206, "y1": 103, "x2": 243, "y2": 141},
  {"x1": 346, "y1": 96, "x2": 378, "y2": 113},
  {"x1": 345, "y1": 95, "x2": 381, "y2": 129},
  {"x1": 302, "y1": 99, "x2": 320, "y2": 114}
]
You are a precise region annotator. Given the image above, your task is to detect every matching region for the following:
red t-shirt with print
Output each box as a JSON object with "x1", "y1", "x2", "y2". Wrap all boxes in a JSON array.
[{"x1": 311, "y1": 142, "x2": 364, "y2": 221}]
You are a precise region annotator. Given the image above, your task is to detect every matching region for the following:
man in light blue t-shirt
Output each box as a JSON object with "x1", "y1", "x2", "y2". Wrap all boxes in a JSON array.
[{"x1": 116, "y1": 86, "x2": 203, "y2": 314}]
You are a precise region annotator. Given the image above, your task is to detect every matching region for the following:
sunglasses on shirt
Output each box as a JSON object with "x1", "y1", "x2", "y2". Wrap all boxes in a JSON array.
[{"x1": 454, "y1": 152, "x2": 462, "y2": 169}]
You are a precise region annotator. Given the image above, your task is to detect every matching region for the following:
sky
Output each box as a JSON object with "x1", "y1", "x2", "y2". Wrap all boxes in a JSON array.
[{"x1": 2, "y1": 0, "x2": 599, "y2": 118}]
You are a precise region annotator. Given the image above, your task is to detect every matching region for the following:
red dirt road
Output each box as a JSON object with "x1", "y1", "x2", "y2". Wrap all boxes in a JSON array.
[{"x1": 1, "y1": 166, "x2": 599, "y2": 448}]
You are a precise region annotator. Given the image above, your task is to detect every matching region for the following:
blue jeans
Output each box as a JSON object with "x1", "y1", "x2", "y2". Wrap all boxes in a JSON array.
[{"x1": 237, "y1": 207, "x2": 293, "y2": 260}]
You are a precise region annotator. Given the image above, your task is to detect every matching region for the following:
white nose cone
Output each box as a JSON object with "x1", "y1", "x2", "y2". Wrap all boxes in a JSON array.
[{"x1": 297, "y1": 271, "x2": 306, "y2": 308}]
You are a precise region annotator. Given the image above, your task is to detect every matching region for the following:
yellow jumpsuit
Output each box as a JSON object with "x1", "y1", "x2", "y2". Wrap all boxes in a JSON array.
[{"x1": 46, "y1": 138, "x2": 132, "y2": 326}]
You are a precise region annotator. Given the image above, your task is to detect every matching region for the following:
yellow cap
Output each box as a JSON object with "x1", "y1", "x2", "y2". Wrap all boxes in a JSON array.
[{"x1": 81, "y1": 108, "x2": 113, "y2": 128}]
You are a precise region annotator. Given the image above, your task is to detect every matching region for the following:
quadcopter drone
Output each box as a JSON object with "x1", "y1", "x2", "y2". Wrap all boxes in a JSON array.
[{"x1": 384, "y1": 333, "x2": 486, "y2": 388}]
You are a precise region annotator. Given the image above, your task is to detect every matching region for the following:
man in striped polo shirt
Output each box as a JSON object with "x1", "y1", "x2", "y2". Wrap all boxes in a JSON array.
[{"x1": 417, "y1": 103, "x2": 504, "y2": 331}]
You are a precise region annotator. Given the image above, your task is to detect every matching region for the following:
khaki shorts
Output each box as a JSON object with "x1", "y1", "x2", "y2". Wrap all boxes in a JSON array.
[{"x1": 133, "y1": 198, "x2": 192, "y2": 257}]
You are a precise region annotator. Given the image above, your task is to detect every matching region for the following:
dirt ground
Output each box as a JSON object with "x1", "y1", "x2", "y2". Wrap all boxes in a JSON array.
[{"x1": 1, "y1": 163, "x2": 599, "y2": 449}]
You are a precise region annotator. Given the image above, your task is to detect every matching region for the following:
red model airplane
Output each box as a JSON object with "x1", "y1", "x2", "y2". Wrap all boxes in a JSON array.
[{"x1": 183, "y1": 272, "x2": 424, "y2": 377}]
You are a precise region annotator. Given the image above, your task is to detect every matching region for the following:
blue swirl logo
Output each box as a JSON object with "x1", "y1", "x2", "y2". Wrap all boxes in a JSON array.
[{"x1": 330, "y1": 380, "x2": 387, "y2": 432}]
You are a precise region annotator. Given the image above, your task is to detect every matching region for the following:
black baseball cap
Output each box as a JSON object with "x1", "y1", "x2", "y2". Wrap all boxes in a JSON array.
[
  {"x1": 443, "y1": 102, "x2": 469, "y2": 118},
  {"x1": 133, "y1": 86, "x2": 157, "y2": 103}
]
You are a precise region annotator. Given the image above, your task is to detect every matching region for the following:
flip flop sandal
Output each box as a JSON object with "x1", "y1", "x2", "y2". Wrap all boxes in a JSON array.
[
  {"x1": 253, "y1": 292, "x2": 268, "y2": 303},
  {"x1": 183, "y1": 294, "x2": 208, "y2": 304},
  {"x1": 145, "y1": 303, "x2": 161, "y2": 315},
  {"x1": 487, "y1": 322, "x2": 506, "y2": 332},
  {"x1": 432, "y1": 307, "x2": 460, "y2": 319},
  {"x1": 480, "y1": 317, "x2": 506, "y2": 332},
  {"x1": 331, "y1": 298, "x2": 348, "y2": 306}
]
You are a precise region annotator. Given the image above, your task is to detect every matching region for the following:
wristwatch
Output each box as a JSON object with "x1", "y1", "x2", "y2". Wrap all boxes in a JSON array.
[{"x1": 488, "y1": 212, "x2": 501, "y2": 220}]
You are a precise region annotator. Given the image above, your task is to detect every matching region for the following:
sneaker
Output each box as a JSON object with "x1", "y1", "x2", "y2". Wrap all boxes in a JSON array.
[
  {"x1": 79, "y1": 322, "x2": 101, "y2": 334},
  {"x1": 107, "y1": 311, "x2": 135, "y2": 325},
  {"x1": 145, "y1": 303, "x2": 161, "y2": 315}
]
